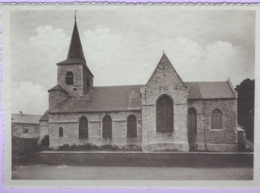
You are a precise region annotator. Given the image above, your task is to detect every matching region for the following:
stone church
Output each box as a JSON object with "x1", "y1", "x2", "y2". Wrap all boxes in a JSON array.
[{"x1": 39, "y1": 18, "x2": 245, "y2": 152}]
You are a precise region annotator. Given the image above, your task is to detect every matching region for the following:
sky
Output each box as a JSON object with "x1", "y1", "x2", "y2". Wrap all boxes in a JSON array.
[{"x1": 10, "y1": 9, "x2": 255, "y2": 115}]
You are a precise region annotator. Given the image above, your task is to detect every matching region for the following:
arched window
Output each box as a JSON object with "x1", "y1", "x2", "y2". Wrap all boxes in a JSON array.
[
  {"x1": 59, "y1": 127, "x2": 63, "y2": 137},
  {"x1": 127, "y1": 115, "x2": 137, "y2": 138},
  {"x1": 66, "y1": 71, "x2": 74, "y2": 85},
  {"x1": 211, "y1": 109, "x2": 223, "y2": 129},
  {"x1": 188, "y1": 107, "x2": 197, "y2": 134},
  {"x1": 156, "y1": 95, "x2": 173, "y2": 132},
  {"x1": 79, "y1": 116, "x2": 88, "y2": 138},
  {"x1": 103, "y1": 115, "x2": 112, "y2": 138}
]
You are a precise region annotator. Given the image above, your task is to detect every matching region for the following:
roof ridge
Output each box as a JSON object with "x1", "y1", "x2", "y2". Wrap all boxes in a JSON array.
[
  {"x1": 48, "y1": 84, "x2": 69, "y2": 93},
  {"x1": 185, "y1": 80, "x2": 228, "y2": 83},
  {"x1": 94, "y1": 84, "x2": 144, "y2": 88},
  {"x1": 58, "y1": 83, "x2": 69, "y2": 93}
]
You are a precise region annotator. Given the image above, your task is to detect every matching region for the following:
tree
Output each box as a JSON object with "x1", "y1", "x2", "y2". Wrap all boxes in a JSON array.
[
  {"x1": 235, "y1": 78, "x2": 254, "y2": 141},
  {"x1": 41, "y1": 135, "x2": 49, "y2": 147},
  {"x1": 12, "y1": 136, "x2": 25, "y2": 159}
]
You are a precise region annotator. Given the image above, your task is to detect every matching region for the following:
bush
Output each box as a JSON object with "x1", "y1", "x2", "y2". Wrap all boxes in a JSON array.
[
  {"x1": 12, "y1": 136, "x2": 39, "y2": 158},
  {"x1": 59, "y1": 144, "x2": 70, "y2": 151},
  {"x1": 37, "y1": 135, "x2": 52, "y2": 151},
  {"x1": 12, "y1": 136, "x2": 39, "y2": 169},
  {"x1": 57, "y1": 143, "x2": 142, "y2": 151},
  {"x1": 12, "y1": 136, "x2": 25, "y2": 160},
  {"x1": 235, "y1": 79, "x2": 255, "y2": 141},
  {"x1": 59, "y1": 143, "x2": 99, "y2": 151},
  {"x1": 124, "y1": 144, "x2": 142, "y2": 151},
  {"x1": 99, "y1": 144, "x2": 120, "y2": 151},
  {"x1": 41, "y1": 135, "x2": 49, "y2": 146}
]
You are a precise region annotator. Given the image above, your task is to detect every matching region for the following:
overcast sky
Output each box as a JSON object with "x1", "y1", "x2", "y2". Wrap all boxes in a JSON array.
[{"x1": 10, "y1": 9, "x2": 255, "y2": 115}]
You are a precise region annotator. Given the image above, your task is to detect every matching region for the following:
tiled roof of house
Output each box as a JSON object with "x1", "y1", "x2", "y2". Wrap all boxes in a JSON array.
[
  {"x1": 11, "y1": 113, "x2": 42, "y2": 124},
  {"x1": 39, "y1": 110, "x2": 49, "y2": 121},
  {"x1": 50, "y1": 81, "x2": 236, "y2": 113},
  {"x1": 186, "y1": 81, "x2": 236, "y2": 99}
]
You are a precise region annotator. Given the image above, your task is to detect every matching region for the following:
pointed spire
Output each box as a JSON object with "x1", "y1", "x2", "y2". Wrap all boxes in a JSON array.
[
  {"x1": 74, "y1": 10, "x2": 77, "y2": 20},
  {"x1": 160, "y1": 51, "x2": 170, "y2": 63},
  {"x1": 67, "y1": 14, "x2": 86, "y2": 63}
]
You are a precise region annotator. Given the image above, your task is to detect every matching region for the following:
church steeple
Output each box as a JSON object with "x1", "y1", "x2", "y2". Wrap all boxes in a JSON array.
[
  {"x1": 56, "y1": 13, "x2": 94, "y2": 97},
  {"x1": 67, "y1": 18, "x2": 86, "y2": 63}
]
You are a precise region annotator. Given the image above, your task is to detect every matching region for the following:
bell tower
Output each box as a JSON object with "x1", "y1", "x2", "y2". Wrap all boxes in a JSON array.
[{"x1": 56, "y1": 14, "x2": 94, "y2": 96}]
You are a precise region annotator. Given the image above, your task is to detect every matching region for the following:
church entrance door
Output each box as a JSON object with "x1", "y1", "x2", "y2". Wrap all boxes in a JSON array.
[{"x1": 188, "y1": 108, "x2": 197, "y2": 151}]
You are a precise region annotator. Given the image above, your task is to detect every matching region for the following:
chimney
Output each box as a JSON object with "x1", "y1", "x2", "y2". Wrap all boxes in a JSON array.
[{"x1": 19, "y1": 111, "x2": 23, "y2": 116}]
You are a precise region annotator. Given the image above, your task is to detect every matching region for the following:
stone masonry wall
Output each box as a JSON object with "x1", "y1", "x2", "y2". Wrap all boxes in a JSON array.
[
  {"x1": 49, "y1": 90, "x2": 69, "y2": 111},
  {"x1": 188, "y1": 99, "x2": 238, "y2": 152},
  {"x1": 38, "y1": 121, "x2": 49, "y2": 144},
  {"x1": 82, "y1": 66, "x2": 93, "y2": 94},
  {"x1": 57, "y1": 64, "x2": 84, "y2": 96},
  {"x1": 141, "y1": 55, "x2": 189, "y2": 152},
  {"x1": 12, "y1": 123, "x2": 40, "y2": 139},
  {"x1": 48, "y1": 111, "x2": 142, "y2": 148}
]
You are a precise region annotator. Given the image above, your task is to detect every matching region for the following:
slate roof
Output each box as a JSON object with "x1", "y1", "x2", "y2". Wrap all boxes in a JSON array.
[
  {"x1": 57, "y1": 58, "x2": 85, "y2": 65},
  {"x1": 39, "y1": 110, "x2": 49, "y2": 121},
  {"x1": 50, "y1": 81, "x2": 236, "y2": 113},
  {"x1": 11, "y1": 113, "x2": 41, "y2": 124},
  {"x1": 56, "y1": 20, "x2": 93, "y2": 77},
  {"x1": 52, "y1": 85, "x2": 142, "y2": 113},
  {"x1": 186, "y1": 81, "x2": 236, "y2": 99},
  {"x1": 48, "y1": 84, "x2": 69, "y2": 93},
  {"x1": 66, "y1": 20, "x2": 85, "y2": 63}
]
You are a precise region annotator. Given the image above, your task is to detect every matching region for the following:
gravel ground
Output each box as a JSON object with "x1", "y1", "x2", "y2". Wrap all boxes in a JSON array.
[{"x1": 12, "y1": 165, "x2": 253, "y2": 180}]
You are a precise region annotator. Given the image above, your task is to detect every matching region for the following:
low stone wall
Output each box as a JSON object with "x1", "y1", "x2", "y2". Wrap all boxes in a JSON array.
[
  {"x1": 196, "y1": 143, "x2": 238, "y2": 152},
  {"x1": 142, "y1": 143, "x2": 189, "y2": 152},
  {"x1": 28, "y1": 151, "x2": 253, "y2": 167}
]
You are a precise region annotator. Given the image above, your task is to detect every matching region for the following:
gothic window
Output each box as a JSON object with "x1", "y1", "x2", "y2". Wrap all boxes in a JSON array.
[
  {"x1": 211, "y1": 109, "x2": 223, "y2": 129},
  {"x1": 66, "y1": 71, "x2": 74, "y2": 85},
  {"x1": 103, "y1": 115, "x2": 112, "y2": 138},
  {"x1": 156, "y1": 95, "x2": 173, "y2": 132},
  {"x1": 188, "y1": 108, "x2": 197, "y2": 134},
  {"x1": 127, "y1": 115, "x2": 137, "y2": 138},
  {"x1": 79, "y1": 116, "x2": 88, "y2": 138},
  {"x1": 59, "y1": 127, "x2": 63, "y2": 137}
]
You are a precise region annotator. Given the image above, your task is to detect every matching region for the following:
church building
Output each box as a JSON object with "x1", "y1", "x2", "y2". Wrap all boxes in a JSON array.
[{"x1": 39, "y1": 18, "x2": 244, "y2": 152}]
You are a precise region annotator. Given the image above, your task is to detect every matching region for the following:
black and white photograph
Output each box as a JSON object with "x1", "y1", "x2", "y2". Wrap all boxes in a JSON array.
[{"x1": 1, "y1": 4, "x2": 258, "y2": 187}]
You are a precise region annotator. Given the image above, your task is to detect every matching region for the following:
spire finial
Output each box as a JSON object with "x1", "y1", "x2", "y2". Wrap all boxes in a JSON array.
[
  {"x1": 74, "y1": 10, "x2": 78, "y2": 20},
  {"x1": 163, "y1": 49, "x2": 164, "y2": 54},
  {"x1": 67, "y1": 10, "x2": 86, "y2": 62}
]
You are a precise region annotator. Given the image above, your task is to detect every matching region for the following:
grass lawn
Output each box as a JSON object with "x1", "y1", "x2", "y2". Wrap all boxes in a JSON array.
[{"x1": 12, "y1": 164, "x2": 253, "y2": 180}]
